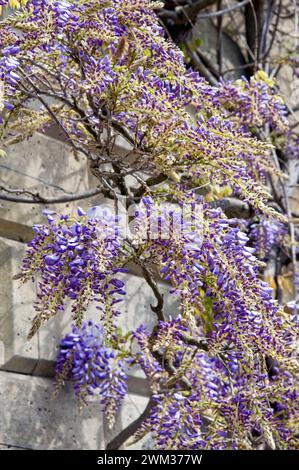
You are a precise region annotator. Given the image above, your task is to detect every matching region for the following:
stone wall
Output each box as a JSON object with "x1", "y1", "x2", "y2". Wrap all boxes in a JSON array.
[{"x1": 0, "y1": 132, "x2": 166, "y2": 450}]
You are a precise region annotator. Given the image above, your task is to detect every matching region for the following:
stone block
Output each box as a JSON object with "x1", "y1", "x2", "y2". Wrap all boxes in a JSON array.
[
  {"x1": 0, "y1": 371, "x2": 104, "y2": 450},
  {"x1": 0, "y1": 238, "x2": 38, "y2": 366},
  {"x1": 0, "y1": 132, "x2": 102, "y2": 227}
]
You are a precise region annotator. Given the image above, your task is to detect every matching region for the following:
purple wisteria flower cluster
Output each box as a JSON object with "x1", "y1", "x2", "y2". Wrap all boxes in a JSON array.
[
  {"x1": 249, "y1": 218, "x2": 287, "y2": 260},
  {"x1": 19, "y1": 207, "x2": 126, "y2": 339},
  {"x1": 284, "y1": 131, "x2": 299, "y2": 160},
  {"x1": 0, "y1": 0, "x2": 285, "y2": 217},
  {"x1": 132, "y1": 320, "x2": 298, "y2": 450},
  {"x1": 133, "y1": 195, "x2": 291, "y2": 357},
  {"x1": 125, "y1": 195, "x2": 298, "y2": 448},
  {"x1": 212, "y1": 71, "x2": 289, "y2": 184},
  {"x1": 216, "y1": 71, "x2": 288, "y2": 133},
  {"x1": 55, "y1": 321, "x2": 128, "y2": 427}
]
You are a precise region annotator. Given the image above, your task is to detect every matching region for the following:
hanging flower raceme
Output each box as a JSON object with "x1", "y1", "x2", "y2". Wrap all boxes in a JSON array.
[
  {"x1": 0, "y1": 51, "x2": 20, "y2": 86},
  {"x1": 249, "y1": 218, "x2": 287, "y2": 260},
  {"x1": 132, "y1": 325, "x2": 166, "y2": 392},
  {"x1": 55, "y1": 321, "x2": 128, "y2": 427},
  {"x1": 216, "y1": 71, "x2": 288, "y2": 134},
  {"x1": 18, "y1": 208, "x2": 126, "y2": 339},
  {"x1": 284, "y1": 130, "x2": 299, "y2": 160},
  {"x1": 211, "y1": 72, "x2": 289, "y2": 186}
]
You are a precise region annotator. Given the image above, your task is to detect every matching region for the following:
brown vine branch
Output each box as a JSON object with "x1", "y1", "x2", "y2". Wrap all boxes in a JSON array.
[
  {"x1": 141, "y1": 265, "x2": 165, "y2": 322},
  {"x1": 106, "y1": 397, "x2": 154, "y2": 450},
  {"x1": 157, "y1": 0, "x2": 218, "y2": 25},
  {"x1": 197, "y1": 0, "x2": 250, "y2": 19},
  {"x1": 181, "y1": 334, "x2": 209, "y2": 351}
]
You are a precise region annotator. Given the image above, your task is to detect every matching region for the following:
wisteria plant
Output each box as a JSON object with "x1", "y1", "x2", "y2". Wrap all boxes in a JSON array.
[{"x1": 0, "y1": 0, "x2": 298, "y2": 450}]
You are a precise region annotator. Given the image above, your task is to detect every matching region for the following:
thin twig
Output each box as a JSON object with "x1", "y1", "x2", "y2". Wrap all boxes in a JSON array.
[
  {"x1": 216, "y1": 0, "x2": 223, "y2": 76},
  {"x1": 0, "y1": 186, "x2": 106, "y2": 204},
  {"x1": 141, "y1": 265, "x2": 165, "y2": 322},
  {"x1": 198, "y1": 0, "x2": 250, "y2": 19}
]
